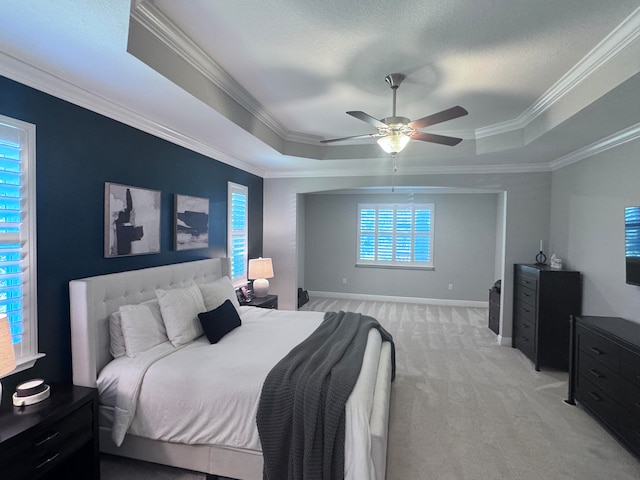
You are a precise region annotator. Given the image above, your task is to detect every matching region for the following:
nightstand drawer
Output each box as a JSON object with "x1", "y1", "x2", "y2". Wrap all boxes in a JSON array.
[
  {"x1": 0, "y1": 385, "x2": 99, "y2": 480},
  {"x1": 0, "y1": 402, "x2": 94, "y2": 479}
]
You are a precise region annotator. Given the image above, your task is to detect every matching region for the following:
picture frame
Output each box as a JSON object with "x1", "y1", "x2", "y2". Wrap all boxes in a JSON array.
[
  {"x1": 104, "y1": 182, "x2": 161, "y2": 257},
  {"x1": 175, "y1": 194, "x2": 209, "y2": 250}
]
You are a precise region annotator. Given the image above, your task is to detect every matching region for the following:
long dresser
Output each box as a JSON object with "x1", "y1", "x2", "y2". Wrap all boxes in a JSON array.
[
  {"x1": 567, "y1": 315, "x2": 640, "y2": 457},
  {"x1": 512, "y1": 264, "x2": 582, "y2": 371}
]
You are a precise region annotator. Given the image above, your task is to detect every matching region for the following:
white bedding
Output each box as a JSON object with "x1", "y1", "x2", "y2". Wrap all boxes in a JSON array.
[{"x1": 97, "y1": 305, "x2": 384, "y2": 480}]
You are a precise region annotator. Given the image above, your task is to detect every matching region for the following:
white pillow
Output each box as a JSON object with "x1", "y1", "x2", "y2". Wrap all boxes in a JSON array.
[
  {"x1": 119, "y1": 300, "x2": 168, "y2": 357},
  {"x1": 156, "y1": 284, "x2": 206, "y2": 346},
  {"x1": 198, "y1": 276, "x2": 240, "y2": 312},
  {"x1": 109, "y1": 310, "x2": 126, "y2": 358}
]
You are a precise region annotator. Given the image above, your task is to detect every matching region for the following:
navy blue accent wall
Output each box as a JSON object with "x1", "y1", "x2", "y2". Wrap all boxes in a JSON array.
[{"x1": 0, "y1": 75, "x2": 263, "y2": 393}]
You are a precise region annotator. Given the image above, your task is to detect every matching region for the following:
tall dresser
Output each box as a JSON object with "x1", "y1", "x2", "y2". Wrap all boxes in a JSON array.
[{"x1": 512, "y1": 264, "x2": 582, "y2": 371}]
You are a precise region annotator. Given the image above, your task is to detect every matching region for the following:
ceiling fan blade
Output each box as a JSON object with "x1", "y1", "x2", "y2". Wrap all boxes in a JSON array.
[
  {"x1": 320, "y1": 133, "x2": 380, "y2": 144},
  {"x1": 410, "y1": 131, "x2": 463, "y2": 146},
  {"x1": 408, "y1": 106, "x2": 468, "y2": 130},
  {"x1": 346, "y1": 111, "x2": 388, "y2": 129}
]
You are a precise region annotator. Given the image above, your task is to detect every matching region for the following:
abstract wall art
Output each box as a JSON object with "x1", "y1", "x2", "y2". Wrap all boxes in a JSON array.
[
  {"x1": 174, "y1": 194, "x2": 209, "y2": 250},
  {"x1": 104, "y1": 182, "x2": 161, "y2": 257}
]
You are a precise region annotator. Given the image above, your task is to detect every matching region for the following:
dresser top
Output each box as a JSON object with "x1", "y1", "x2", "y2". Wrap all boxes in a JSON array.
[
  {"x1": 576, "y1": 315, "x2": 640, "y2": 348},
  {"x1": 517, "y1": 263, "x2": 579, "y2": 273}
]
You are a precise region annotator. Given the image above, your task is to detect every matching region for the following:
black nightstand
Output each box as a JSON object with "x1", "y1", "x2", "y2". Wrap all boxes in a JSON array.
[
  {"x1": 241, "y1": 294, "x2": 278, "y2": 309},
  {"x1": 0, "y1": 383, "x2": 99, "y2": 480}
]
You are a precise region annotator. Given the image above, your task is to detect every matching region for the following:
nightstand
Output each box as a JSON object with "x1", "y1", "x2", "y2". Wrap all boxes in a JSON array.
[
  {"x1": 241, "y1": 294, "x2": 278, "y2": 309},
  {"x1": 0, "y1": 383, "x2": 99, "y2": 480}
]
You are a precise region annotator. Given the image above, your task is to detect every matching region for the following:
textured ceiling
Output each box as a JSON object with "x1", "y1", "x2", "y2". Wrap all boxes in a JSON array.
[{"x1": 0, "y1": 0, "x2": 640, "y2": 178}]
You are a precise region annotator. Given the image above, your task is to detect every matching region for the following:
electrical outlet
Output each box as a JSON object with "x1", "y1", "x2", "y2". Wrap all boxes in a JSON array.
[
  {"x1": 448, "y1": 283, "x2": 454, "y2": 290},
  {"x1": 342, "y1": 278, "x2": 347, "y2": 284}
]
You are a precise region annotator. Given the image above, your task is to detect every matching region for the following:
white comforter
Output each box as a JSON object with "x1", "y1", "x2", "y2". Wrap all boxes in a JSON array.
[{"x1": 97, "y1": 306, "x2": 383, "y2": 479}]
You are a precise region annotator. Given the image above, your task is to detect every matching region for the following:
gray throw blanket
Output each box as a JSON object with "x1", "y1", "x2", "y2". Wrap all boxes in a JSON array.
[{"x1": 256, "y1": 311, "x2": 395, "y2": 480}]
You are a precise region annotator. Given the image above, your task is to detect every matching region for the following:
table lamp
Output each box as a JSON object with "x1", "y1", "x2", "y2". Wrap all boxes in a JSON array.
[
  {"x1": 248, "y1": 257, "x2": 274, "y2": 297},
  {"x1": 0, "y1": 313, "x2": 16, "y2": 406}
]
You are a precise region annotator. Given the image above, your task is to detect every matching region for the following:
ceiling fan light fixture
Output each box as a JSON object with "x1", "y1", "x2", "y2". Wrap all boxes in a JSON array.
[{"x1": 377, "y1": 133, "x2": 411, "y2": 154}]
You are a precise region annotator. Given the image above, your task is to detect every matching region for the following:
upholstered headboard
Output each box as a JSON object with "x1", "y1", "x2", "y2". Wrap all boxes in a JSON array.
[{"x1": 69, "y1": 258, "x2": 231, "y2": 388}]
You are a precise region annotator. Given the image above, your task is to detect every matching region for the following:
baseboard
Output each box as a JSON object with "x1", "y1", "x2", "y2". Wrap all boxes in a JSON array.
[
  {"x1": 308, "y1": 291, "x2": 489, "y2": 308},
  {"x1": 497, "y1": 335, "x2": 512, "y2": 346}
]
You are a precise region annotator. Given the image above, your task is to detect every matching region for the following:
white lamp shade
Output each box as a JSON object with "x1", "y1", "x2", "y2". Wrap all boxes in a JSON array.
[
  {"x1": 0, "y1": 313, "x2": 16, "y2": 376},
  {"x1": 377, "y1": 133, "x2": 411, "y2": 154},
  {"x1": 248, "y1": 257, "x2": 274, "y2": 280}
]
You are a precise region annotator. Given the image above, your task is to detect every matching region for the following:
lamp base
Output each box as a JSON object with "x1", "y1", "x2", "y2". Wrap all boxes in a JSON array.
[{"x1": 253, "y1": 278, "x2": 269, "y2": 297}]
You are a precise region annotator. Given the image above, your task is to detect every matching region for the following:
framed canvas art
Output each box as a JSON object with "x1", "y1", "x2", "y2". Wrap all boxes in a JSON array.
[
  {"x1": 104, "y1": 182, "x2": 161, "y2": 257},
  {"x1": 175, "y1": 194, "x2": 209, "y2": 250}
]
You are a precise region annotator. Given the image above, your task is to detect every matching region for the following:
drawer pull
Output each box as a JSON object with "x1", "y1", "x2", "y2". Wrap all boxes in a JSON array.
[
  {"x1": 521, "y1": 323, "x2": 529, "y2": 329},
  {"x1": 589, "y1": 346, "x2": 605, "y2": 355},
  {"x1": 522, "y1": 307, "x2": 530, "y2": 313},
  {"x1": 588, "y1": 391, "x2": 603, "y2": 402},
  {"x1": 35, "y1": 431, "x2": 59, "y2": 446},
  {"x1": 36, "y1": 452, "x2": 59, "y2": 469},
  {"x1": 589, "y1": 369, "x2": 604, "y2": 379}
]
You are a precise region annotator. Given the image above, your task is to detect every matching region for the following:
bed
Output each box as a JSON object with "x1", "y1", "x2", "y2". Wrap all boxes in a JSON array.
[{"x1": 69, "y1": 258, "x2": 393, "y2": 480}]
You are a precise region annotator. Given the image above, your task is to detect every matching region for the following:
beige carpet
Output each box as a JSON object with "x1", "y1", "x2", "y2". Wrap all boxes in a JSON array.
[{"x1": 101, "y1": 297, "x2": 640, "y2": 479}]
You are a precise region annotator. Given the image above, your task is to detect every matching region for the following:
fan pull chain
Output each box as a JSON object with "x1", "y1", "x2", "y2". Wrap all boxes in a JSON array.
[{"x1": 391, "y1": 154, "x2": 397, "y2": 192}]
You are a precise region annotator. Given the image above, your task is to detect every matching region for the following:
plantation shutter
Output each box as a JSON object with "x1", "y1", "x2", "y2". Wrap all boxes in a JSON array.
[
  {"x1": 228, "y1": 182, "x2": 248, "y2": 284},
  {"x1": 0, "y1": 116, "x2": 37, "y2": 364},
  {"x1": 357, "y1": 203, "x2": 434, "y2": 268}
]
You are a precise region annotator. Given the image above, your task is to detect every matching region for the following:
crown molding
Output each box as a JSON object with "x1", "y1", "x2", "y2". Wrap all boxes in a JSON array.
[
  {"x1": 549, "y1": 121, "x2": 640, "y2": 171},
  {"x1": 131, "y1": 1, "x2": 294, "y2": 142},
  {"x1": 476, "y1": 7, "x2": 640, "y2": 140},
  {"x1": 0, "y1": 50, "x2": 265, "y2": 178},
  {"x1": 266, "y1": 160, "x2": 551, "y2": 179}
]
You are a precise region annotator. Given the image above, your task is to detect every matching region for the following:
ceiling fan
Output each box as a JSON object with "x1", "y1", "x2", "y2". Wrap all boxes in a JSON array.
[{"x1": 321, "y1": 73, "x2": 468, "y2": 155}]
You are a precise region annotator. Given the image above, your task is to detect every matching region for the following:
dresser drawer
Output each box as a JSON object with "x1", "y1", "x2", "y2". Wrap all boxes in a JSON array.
[
  {"x1": 578, "y1": 349, "x2": 621, "y2": 398},
  {"x1": 576, "y1": 375, "x2": 619, "y2": 427},
  {"x1": 514, "y1": 285, "x2": 536, "y2": 309},
  {"x1": 515, "y1": 272, "x2": 538, "y2": 291},
  {"x1": 620, "y1": 347, "x2": 640, "y2": 387},
  {"x1": 513, "y1": 297, "x2": 536, "y2": 322},
  {"x1": 515, "y1": 328, "x2": 535, "y2": 359},
  {"x1": 577, "y1": 327, "x2": 619, "y2": 372}
]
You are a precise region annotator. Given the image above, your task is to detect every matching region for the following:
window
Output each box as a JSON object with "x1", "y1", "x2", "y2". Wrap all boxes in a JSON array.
[
  {"x1": 228, "y1": 182, "x2": 248, "y2": 285},
  {"x1": 0, "y1": 114, "x2": 40, "y2": 371},
  {"x1": 357, "y1": 203, "x2": 434, "y2": 268},
  {"x1": 625, "y1": 206, "x2": 640, "y2": 257}
]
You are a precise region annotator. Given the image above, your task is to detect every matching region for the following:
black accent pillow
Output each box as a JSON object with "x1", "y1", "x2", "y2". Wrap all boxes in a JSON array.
[{"x1": 198, "y1": 299, "x2": 241, "y2": 344}]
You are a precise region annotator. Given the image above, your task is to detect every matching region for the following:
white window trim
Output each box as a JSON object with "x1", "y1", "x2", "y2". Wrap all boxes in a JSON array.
[
  {"x1": 0, "y1": 114, "x2": 43, "y2": 373},
  {"x1": 227, "y1": 182, "x2": 248, "y2": 287},
  {"x1": 356, "y1": 203, "x2": 435, "y2": 269}
]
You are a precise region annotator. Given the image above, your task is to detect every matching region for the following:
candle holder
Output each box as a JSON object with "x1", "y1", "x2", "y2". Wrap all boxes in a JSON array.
[{"x1": 535, "y1": 250, "x2": 547, "y2": 265}]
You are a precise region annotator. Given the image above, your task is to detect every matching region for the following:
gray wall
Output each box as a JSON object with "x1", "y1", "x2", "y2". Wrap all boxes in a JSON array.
[
  {"x1": 550, "y1": 137, "x2": 640, "y2": 322},
  {"x1": 303, "y1": 192, "x2": 498, "y2": 301},
  {"x1": 264, "y1": 171, "x2": 551, "y2": 345}
]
